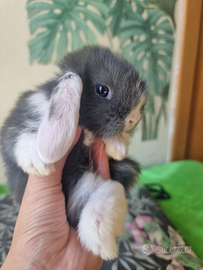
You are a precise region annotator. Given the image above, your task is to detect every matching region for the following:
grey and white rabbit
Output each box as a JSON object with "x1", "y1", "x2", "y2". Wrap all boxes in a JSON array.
[{"x1": 0, "y1": 46, "x2": 148, "y2": 260}]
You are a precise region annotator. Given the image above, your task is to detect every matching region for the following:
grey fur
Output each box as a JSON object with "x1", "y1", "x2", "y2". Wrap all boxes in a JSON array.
[{"x1": 0, "y1": 46, "x2": 148, "y2": 226}]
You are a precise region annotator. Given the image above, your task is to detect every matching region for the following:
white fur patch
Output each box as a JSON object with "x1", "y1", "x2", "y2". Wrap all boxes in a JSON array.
[
  {"x1": 77, "y1": 172, "x2": 127, "y2": 260},
  {"x1": 83, "y1": 129, "x2": 94, "y2": 146},
  {"x1": 67, "y1": 172, "x2": 104, "y2": 221},
  {"x1": 25, "y1": 92, "x2": 50, "y2": 131},
  {"x1": 37, "y1": 72, "x2": 83, "y2": 163},
  {"x1": 14, "y1": 132, "x2": 55, "y2": 176},
  {"x1": 28, "y1": 91, "x2": 49, "y2": 116},
  {"x1": 104, "y1": 133, "x2": 129, "y2": 160}
]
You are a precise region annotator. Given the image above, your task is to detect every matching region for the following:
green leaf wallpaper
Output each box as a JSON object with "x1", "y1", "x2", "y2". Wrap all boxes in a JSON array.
[{"x1": 26, "y1": 0, "x2": 177, "y2": 140}]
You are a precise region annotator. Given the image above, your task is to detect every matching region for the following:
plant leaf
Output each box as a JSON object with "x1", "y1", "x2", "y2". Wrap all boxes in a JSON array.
[
  {"x1": 119, "y1": 258, "x2": 132, "y2": 270},
  {"x1": 56, "y1": 25, "x2": 68, "y2": 62},
  {"x1": 121, "y1": 20, "x2": 144, "y2": 33},
  {"x1": 160, "y1": 83, "x2": 169, "y2": 101},
  {"x1": 71, "y1": 30, "x2": 83, "y2": 50},
  {"x1": 133, "y1": 0, "x2": 145, "y2": 14},
  {"x1": 27, "y1": 0, "x2": 35, "y2": 3},
  {"x1": 26, "y1": 2, "x2": 53, "y2": 19},
  {"x1": 145, "y1": 93, "x2": 155, "y2": 119},
  {"x1": 145, "y1": 0, "x2": 177, "y2": 27},
  {"x1": 71, "y1": 13, "x2": 97, "y2": 44},
  {"x1": 111, "y1": 260, "x2": 118, "y2": 270},
  {"x1": 152, "y1": 17, "x2": 173, "y2": 34},
  {"x1": 75, "y1": 6, "x2": 106, "y2": 34},
  {"x1": 82, "y1": 0, "x2": 108, "y2": 18},
  {"x1": 109, "y1": 0, "x2": 133, "y2": 36},
  {"x1": 27, "y1": 0, "x2": 107, "y2": 64},
  {"x1": 29, "y1": 30, "x2": 52, "y2": 63},
  {"x1": 39, "y1": 37, "x2": 56, "y2": 64},
  {"x1": 29, "y1": 13, "x2": 59, "y2": 34},
  {"x1": 120, "y1": 9, "x2": 174, "y2": 95}
]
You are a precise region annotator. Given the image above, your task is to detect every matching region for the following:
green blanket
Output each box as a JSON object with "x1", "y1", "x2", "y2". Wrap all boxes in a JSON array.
[
  {"x1": 139, "y1": 160, "x2": 203, "y2": 260},
  {"x1": 0, "y1": 185, "x2": 8, "y2": 195}
]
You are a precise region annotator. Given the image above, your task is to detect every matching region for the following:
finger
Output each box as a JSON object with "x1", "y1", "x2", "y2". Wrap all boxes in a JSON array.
[{"x1": 92, "y1": 140, "x2": 110, "y2": 180}]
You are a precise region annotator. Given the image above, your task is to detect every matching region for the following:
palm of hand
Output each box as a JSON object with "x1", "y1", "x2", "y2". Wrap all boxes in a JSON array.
[{"x1": 9, "y1": 171, "x2": 102, "y2": 270}]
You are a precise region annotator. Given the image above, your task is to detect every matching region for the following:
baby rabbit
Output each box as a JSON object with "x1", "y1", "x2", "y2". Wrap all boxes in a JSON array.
[{"x1": 0, "y1": 46, "x2": 148, "y2": 260}]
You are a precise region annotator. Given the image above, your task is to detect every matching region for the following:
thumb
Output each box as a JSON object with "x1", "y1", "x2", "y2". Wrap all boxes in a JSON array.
[{"x1": 92, "y1": 140, "x2": 110, "y2": 180}]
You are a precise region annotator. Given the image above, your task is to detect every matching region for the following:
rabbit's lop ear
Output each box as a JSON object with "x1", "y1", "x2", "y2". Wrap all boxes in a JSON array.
[{"x1": 37, "y1": 72, "x2": 83, "y2": 164}]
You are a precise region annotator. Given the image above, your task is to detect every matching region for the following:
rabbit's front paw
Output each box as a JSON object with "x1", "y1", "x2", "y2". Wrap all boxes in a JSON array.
[
  {"x1": 24, "y1": 159, "x2": 55, "y2": 176},
  {"x1": 78, "y1": 180, "x2": 127, "y2": 260},
  {"x1": 19, "y1": 151, "x2": 55, "y2": 176},
  {"x1": 104, "y1": 133, "x2": 129, "y2": 160},
  {"x1": 15, "y1": 132, "x2": 55, "y2": 176}
]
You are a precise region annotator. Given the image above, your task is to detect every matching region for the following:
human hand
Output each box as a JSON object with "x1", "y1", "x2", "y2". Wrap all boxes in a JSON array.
[{"x1": 2, "y1": 127, "x2": 109, "y2": 270}]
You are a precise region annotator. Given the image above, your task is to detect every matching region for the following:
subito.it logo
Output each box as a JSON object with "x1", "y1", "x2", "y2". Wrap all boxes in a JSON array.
[{"x1": 142, "y1": 244, "x2": 154, "y2": 255}]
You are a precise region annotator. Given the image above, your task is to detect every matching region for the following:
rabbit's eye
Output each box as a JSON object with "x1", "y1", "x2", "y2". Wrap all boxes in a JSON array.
[{"x1": 94, "y1": 85, "x2": 110, "y2": 98}]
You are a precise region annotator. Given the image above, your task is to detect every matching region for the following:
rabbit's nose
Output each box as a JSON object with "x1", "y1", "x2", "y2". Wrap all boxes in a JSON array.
[
  {"x1": 129, "y1": 120, "x2": 135, "y2": 125},
  {"x1": 124, "y1": 108, "x2": 141, "y2": 133}
]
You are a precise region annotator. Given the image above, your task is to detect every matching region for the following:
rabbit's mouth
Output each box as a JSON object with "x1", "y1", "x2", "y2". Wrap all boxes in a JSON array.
[
  {"x1": 125, "y1": 119, "x2": 141, "y2": 133},
  {"x1": 83, "y1": 128, "x2": 129, "y2": 162}
]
